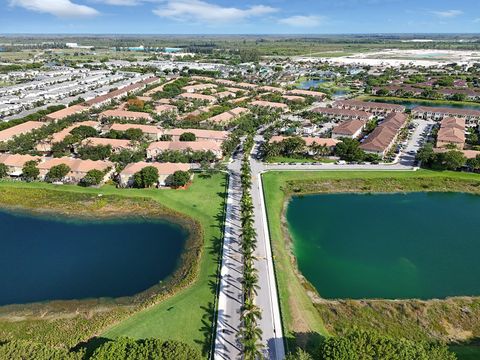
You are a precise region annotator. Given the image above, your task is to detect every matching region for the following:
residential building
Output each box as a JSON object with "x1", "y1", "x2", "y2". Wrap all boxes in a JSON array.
[
  {"x1": 312, "y1": 107, "x2": 374, "y2": 122},
  {"x1": 45, "y1": 105, "x2": 89, "y2": 122},
  {"x1": 269, "y1": 135, "x2": 339, "y2": 149},
  {"x1": 147, "y1": 141, "x2": 222, "y2": 159},
  {"x1": 178, "y1": 93, "x2": 217, "y2": 104},
  {"x1": 331, "y1": 119, "x2": 366, "y2": 139},
  {"x1": 360, "y1": 112, "x2": 408, "y2": 156},
  {"x1": 37, "y1": 157, "x2": 113, "y2": 183},
  {"x1": 333, "y1": 100, "x2": 405, "y2": 116},
  {"x1": 250, "y1": 100, "x2": 289, "y2": 112},
  {"x1": 206, "y1": 107, "x2": 250, "y2": 125},
  {"x1": 108, "y1": 123, "x2": 163, "y2": 140},
  {"x1": 411, "y1": 106, "x2": 480, "y2": 125},
  {"x1": 164, "y1": 128, "x2": 229, "y2": 143},
  {"x1": 119, "y1": 161, "x2": 191, "y2": 187},
  {"x1": 79, "y1": 138, "x2": 135, "y2": 153},
  {"x1": 0, "y1": 154, "x2": 40, "y2": 176},
  {"x1": 436, "y1": 117, "x2": 466, "y2": 149},
  {"x1": 100, "y1": 109, "x2": 153, "y2": 122},
  {"x1": 0, "y1": 121, "x2": 45, "y2": 143},
  {"x1": 286, "y1": 89, "x2": 326, "y2": 100}
]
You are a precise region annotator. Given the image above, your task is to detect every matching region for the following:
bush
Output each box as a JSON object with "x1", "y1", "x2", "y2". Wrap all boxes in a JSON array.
[
  {"x1": 22, "y1": 160, "x2": 39, "y2": 181},
  {"x1": 168, "y1": 170, "x2": 191, "y2": 188},
  {"x1": 90, "y1": 337, "x2": 201, "y2": 360},
  {"x1": 133, "y1": 166, "x2": 159, "y2": 188},
  {"x1": 0, "y1": 163, "x2": 8, "y2": 178},
  {"x1": 81, "y1": 169, "x2": 105, "y2": 187},
  {"x1": 46, "y1": 164, "x2": 71, "y2": 182},
  {"x1": 179, "y1": 132, "x2": 196, "y2": 141},
  {"x1": 77, "y1": 145, "x2": 112, "y2": 161},
  {"x1": 318, "y1": 330, "x2": 456, "y2": 360},
  {"x1": 0, "y1": 339, "x2": 83, "y2": 360}
]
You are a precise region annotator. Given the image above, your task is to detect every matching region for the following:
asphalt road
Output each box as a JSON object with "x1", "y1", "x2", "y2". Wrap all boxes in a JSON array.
[{"x1": 214, "y1": 150, "x2": 244, "y2": 360}]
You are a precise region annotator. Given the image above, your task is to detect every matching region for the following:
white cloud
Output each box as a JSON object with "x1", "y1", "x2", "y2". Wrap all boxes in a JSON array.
[
  {"x1": 99, "y1": 0, "x2": 139, "y2": 5},
  {"x1": 279, "y1": 15, "x2": 324, "y2": 27},
  {"x1": 431, "y1": 9, "x2": 463, "y2": 18},
  {"x1": 153, "y1": 0, "x2": 278, "y2": 23},
  {"x1": 10, "y1": 0, "x2": 99, "y2": 17}
]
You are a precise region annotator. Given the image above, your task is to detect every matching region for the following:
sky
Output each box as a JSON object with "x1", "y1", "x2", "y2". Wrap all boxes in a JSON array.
[{"x1": 0, "y1": 0, "x2": 480, "y2": 34}]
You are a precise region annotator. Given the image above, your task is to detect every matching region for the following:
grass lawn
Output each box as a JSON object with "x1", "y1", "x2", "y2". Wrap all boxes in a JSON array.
[
  {"x1": 0, "y1": 173, "x2": 227, "y2": 356},
  {"x1": 261, "y1": 169, "x2": 480, "y2": 352}
]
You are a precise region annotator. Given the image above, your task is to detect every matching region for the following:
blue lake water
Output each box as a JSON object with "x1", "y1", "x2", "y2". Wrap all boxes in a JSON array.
[{"x1": 0, "y1": 210, "x2": 188, "y2": 305}]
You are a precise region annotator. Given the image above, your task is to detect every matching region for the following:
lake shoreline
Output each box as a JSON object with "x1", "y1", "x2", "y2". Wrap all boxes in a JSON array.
[
  {"x1": 0, "y1": 185, "x2": 203, "y2": 329},
  {"x1": 262, "y1": 170, "x2": 480, "y2": 349}
]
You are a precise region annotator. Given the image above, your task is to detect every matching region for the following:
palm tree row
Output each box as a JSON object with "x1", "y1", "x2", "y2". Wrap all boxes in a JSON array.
[{"x1": 238, "y1": 135, "x2": 264, "y2": 360}]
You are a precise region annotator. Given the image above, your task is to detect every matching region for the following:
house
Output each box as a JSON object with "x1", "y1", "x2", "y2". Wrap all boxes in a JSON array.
[
  {"x1": 333, "y1": 100, "x2": 405, "y2": 116},
  {"x1": 250, "y1": 100, "x2": 289, "y2": 112},
  {"x1": 155, "y1": 104, "x2": 178, "y2": 115},
  {"x1": 258, "y1": 86, "x2": 285, "y2": 94},
  {"x1": 182, "y1": 83, "x2": 217, "y2": 93},
  {"x1": 206, "y1": 107, "x2": 250, "y2": 125},
  {"x1": 312, "y1": 107, "x2": 374, "y2": 122},
  {"x1": 51, "y1": 121, "x2": 100, "y2": 144},
  {"x1": 37, "y1": 157, "x2": 113, "y2": 183},
  {"x1": 163, "y1": 128, "x2": 229, "y2": 143},
  {"x1": 360, "y1": 113, "x2": 408, "y2": 157},
  {"x1": 436, "y1": 117, "x2": 466, "y2": 149},
  {"x1": 0, "y1": 121, "x2": 45, "y2": 143},
  {"x1": 332, "y1": 119, "x2": 366, "y2": 139},
  {"x1": 282, "y1": 95, "x2": 305, "y2": 103},
  {"x1": 178, "y1": 93, "x2": 217, "y2": 104},
  {"x1": 119, "y1": 161, "x2": 191, "y2": 187},
  {"x1": 286, "y1": 89, "x2": 326, "y2": 100},
  {"x1": 215, "y1": 91, "x2": 236, "y2": 99},
  {"x1": 229, "y1": 96, "x2": 250, "y2": 104},
  {"x1": 0, "y1": 154, "x2": 40, "y2": 176},
  {"x1": 411, "y1": 106, "x2": 480, "y2": 125},
  {"x1": 100, "y1": 109, "x2": 153, "y2": 122},
  {"x1": 108, "y1": 123, "x2": 163, "y2": 140},
  {"x1": 85, "y1": 77, "x2": 159, "y2": 107},
  {"x1": 45, "y1": 104, "x2": 89, "y2": 122},
  {"x1": 79, "y1": 138, "x2": 135, "y2": 153},
  {"x1": 146, "y1": 141, "x2": 223, "y2": 159},
  {"x1": 269, "y1": 135, "x2": 339, "y2": 149}
]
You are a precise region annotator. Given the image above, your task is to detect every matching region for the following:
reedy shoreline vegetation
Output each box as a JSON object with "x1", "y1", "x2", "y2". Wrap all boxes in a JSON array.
[
  {"x1": 262, "y1": 170, "x2": 480, "y2": 358},
  {"x1": 0, "y1": 173, "x2": 227, "y2": 358}
]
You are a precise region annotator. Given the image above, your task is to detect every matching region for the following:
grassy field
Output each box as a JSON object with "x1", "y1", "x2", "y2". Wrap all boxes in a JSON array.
[
  {"x1": 261, "y1": 169, "x2": 480, "y2": 356},
  {"x1": 0, "y1": 173, "x2": 227, "y2": 356}
]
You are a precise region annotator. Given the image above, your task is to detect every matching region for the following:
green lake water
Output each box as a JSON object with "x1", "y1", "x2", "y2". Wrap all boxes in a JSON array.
[
  {"x1": 366, "y1": 98, "x2": 480, "y2": 110},
  {"x1": 286, "y1": 192, "x2": 480, "y2": 300},
  {"x1": 0, "y1": 210, "x2": 188, "y2": 305}
]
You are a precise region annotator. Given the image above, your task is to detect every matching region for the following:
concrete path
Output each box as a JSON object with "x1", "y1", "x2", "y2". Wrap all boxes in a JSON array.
[{"x1": 214, "y1": 151, "x2": 244, "y2": 360}]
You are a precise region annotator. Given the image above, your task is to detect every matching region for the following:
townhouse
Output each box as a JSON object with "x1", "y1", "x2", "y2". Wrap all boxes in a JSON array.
[
  {"x1": 286, "y1": 89, "x2": 326, "y2": 100},
  {"x1": 164, "y1": 128, "x2": 229, "y2": 143},
  {"x1": 312, "y1": 107, "x2": 374, "y2": 122},
  {"x1": 333, "y1": 100, "x2": 405, "y2": 116},
  {"x1": 45, "y1": 104, "x2": 89, "y2": 122},
  {"x1": 178, "y1": 93, "x2": 217, "y2": 104},
  {"x1": 269, "y1": 135, "x2": 339, "y2": 151},
  {"x1": 79, "y1": 138, "x2": 136, "y2": 153},
  {"x1": 0, "y1": 154, "x2": 40, "y2": 176},
  {"x1": 100, "y1": 109, "x2": 153, "y2": 122},
  {"x1": 37, "y1": 157, "x2": 113, "y2": 183},
  {"x1": 331, "y1": 119, "x2": 366, "y2": 139},
  {"x1": 147, "y1": 141, "x2": 223, "y2": 159},
  {"x1": 119, "y1": 161, "x2": 191, "y2": 187},
  {"x1": 205, "y1": 107, "x2": 250, "y2": 125},
  {"x1": 0, "y1": 121, "x2": 45, "y2": 143},
  {"x1": 108, "y1": 123, "x2": 163, "y2": 140},
  {"x1": 249, "y1": 100, "x2": 289, "y2": 112},
  {"x1": 411, "y1": 106, "x2": 480, "y2": 125},
  {"x1": 436, "y1": 117, "x2": 466, "y2": 149},
  {"x1": 360, "y1": 112, "x2": 408, "y2": 157}
]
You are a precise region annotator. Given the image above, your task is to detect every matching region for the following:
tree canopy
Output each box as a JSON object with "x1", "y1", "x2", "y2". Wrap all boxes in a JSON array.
[{"x1": 133, "y1": 166, "x2": 159, "y2": 188}]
